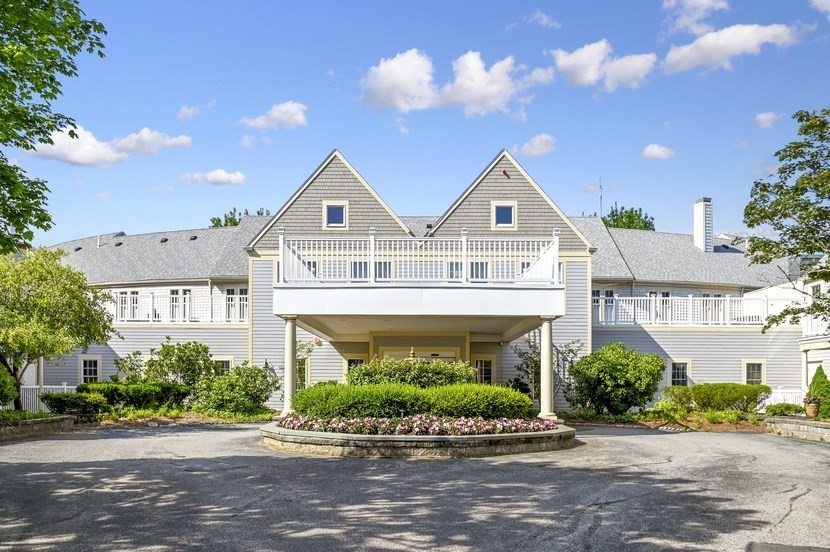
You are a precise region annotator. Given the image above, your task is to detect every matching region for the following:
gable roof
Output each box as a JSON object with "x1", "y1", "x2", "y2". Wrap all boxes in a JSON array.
[
  {"x1": 426, "y1": 149, "x2": 593, "y2": 248},
  {"x1": 51, "y1": 216, "x2": 270, "y2": 285},
  {"x1": 571, "y1": 216, "x2": 790, "y2": 289},
  {"x1": 247, "y1": 149, "x2": 413, "y2": 248}
]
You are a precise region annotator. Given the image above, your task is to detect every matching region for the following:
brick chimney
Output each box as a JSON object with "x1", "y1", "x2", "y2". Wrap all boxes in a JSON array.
[{"x1": 694, "y1": 197, "x2": 713, "y2": 252}]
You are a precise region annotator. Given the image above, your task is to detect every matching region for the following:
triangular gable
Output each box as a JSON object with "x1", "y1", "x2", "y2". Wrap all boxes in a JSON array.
[
  {"x1": 428, "y1": 149, "x2": 593, "y2": 250},
  {"x1": 248, "y1": 150, "x2": 413, "y2": 249}
]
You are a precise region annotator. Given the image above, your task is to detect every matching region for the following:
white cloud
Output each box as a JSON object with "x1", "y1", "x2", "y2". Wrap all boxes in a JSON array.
[
  {"x1": 361, "y1": 49, "x2": 552, "y2": 118},
  {"x1": 755, "y1": 111, "x2": 781, "y2": 128},
  {"x1": 582, "y1": 184, "x2": 601, "y2": 194},
  {"x1": 602, "y1": 53, "x2": 658, "y2": 92},
  {"x1": 95, "y1": 193, "x2": 110, "y2": 201},
  {"x1": 361, "y1": 49, "x2": 438, "y2": 112},
  {"x1": 112, "y1": 128, "x2": 191, "y2": 154},
  {"x1": 240, "y1": 101, "x2": 308, "y2": 130},
  {"x1": 395, "y1": 117, "x2": 409, "y2": 135},
  {"x1": 551, "y1": 40, "x2": 657, "y2": 91},
  {"x1": 663, "y1": 0, "x2": 729, "y2": 36},
  {"x1": 240, "y1": 135, "x2": 256, "y2": 148},
  {"x1": 180, "y1": 169, "x2": 246, "y2": 186},
  {"x1": 440, "y1": 52, "x2": 519, "y2": 117},
  {"x1": 519, "y1": 133, "x2": 556, "y2": 157},
  {"x1": 528, "y1": 9, "x2": 561, "y2": 29},
  {"x1": 178, "y1": 105, "x2": 201, "y2": 120},
  {"x1": 642, "y1": 143, "x2": 676, "y2": 159},
  {"x1": 812, "y1": 0, "x2": 830, "y2": 18},
  {"x1": 663, "y1": 24, "x2": 797, "y2": 73},
  {"x1": 31, "y1": 126, "x2": 128, "y2": 166}
]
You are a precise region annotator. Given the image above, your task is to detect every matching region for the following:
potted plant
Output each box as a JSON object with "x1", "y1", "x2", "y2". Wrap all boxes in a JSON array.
[{"x1": 804, "y1": 395, "x2": 821, "y2": 418}]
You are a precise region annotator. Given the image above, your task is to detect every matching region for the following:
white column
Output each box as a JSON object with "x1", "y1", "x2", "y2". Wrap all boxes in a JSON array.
[
  {"x1": 539, "y1": 317, "x2": 555, "y2": 419},
  {"x1": 282, "y1": 316, "x2": 298, "y2": 414},
  {"x1": 552, "y1": 228, "x2": 560, "y2": 284},
  {"x1": 461, "y1": 228, "x2": 468, "y2": 282},
  {"x1": 368, "y1": 227, "x2": 376, "y2": 283}
]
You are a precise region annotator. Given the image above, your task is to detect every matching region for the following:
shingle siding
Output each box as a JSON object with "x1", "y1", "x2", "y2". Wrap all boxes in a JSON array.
[
  {"x1": 430, "y1": 157, "x2": 588, "y2": 252},
  {"x1": 254, "y1": 156, "x2": 409, "y2": 250}
]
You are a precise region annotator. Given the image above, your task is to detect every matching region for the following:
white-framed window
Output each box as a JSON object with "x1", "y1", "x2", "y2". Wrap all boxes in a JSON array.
[
  {"x1": 670, "y1": 359, "x2": 692, "y2": 386},
  {"x1": 742, "y1": 359, "x2": 766, "y2": 385},
  {"x1": 129, "y1": 291, "x2": 139, "y2": 320},
  {"x1": 213, "y1": 357, "x2": 234, "y2": 373},
  {"x1": 351, "y1": 261, "x2": 369, "y2": 280},
  {"x1": 471, "y1": 354, "x2": 496, "y2": 385},
  {"x1": 297, "y1": 356, "x2": 310, "y2": 391},
  {"x1": 344, "y1": 355, "x2": 369, "y2": 378},
  {"x1": 811, "y1": 284, "x2": 822, "y2": 298},
  {"x1": 322, "y1": 201, "x2": 348, "y2": 229},
  {"x1": 78, "y1": 355, "x2": 102, "y2": 384},
  {"x1": 491, "y1": 201, "x2": 517, "y2": 230},
  {"x1": 374, "y1": 261, "x2": 392, "y2": 280},
  {"x1": 469, "y1": 261, "x2": 488, "y2": 280},
  {"x1": 447, "y1": 261, "x2": 463, "y2": 280},
  {"x1": 225, "y1": 288, "x2": 249, "y2": 322}
]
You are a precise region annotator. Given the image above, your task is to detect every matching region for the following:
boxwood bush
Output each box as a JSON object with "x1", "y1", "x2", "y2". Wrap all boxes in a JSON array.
[
  {"x1": 347, "y1": 357, "x2": 476, "y2": 388},
  {"x1": 689, "y1": 383, "x2": 771, "y2": 413},
  {"x1": 292, "y1": 382, "x2": 531, "y2": 419},
  {"x1": 40, "y1": 392, "x2": 111, "y2": 420},
  {"x1": 764, "y1": 402, "x2": 805, "y2": 417},
  {"x1": 77, "y1": 382, "x2": 191, "y2": 408}
]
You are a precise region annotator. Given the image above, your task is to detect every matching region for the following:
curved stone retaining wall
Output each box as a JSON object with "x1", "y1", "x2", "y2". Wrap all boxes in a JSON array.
[
  {"x1": 261, "y1": 424, "x2": 576, "y2": 458},
  {"x1": 766, "y1": 416, "x2": 830, "y2": 443},
  {"x1": 0, "y1": 415, "x2": 75, "y2": 441}
]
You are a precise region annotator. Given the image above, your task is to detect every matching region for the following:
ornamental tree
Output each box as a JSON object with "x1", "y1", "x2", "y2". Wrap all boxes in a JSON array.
[
  {"x1": 602, "y1": 203, "x2": 655, "y2": 230},
  {"x1": 0, "y1": 0, "x2": 107, "y2": 252},
  {"x1": 743, "y1": 109, "x2": 830, "y2": 330},
  {"x1": 0, "y1": 249, "x2": 116, "y2": 409}
]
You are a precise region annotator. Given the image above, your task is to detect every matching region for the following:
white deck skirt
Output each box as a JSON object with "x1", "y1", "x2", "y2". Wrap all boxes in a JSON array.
[{"x1": 273, "y1": 284, "x2": 565, "y2": 318}]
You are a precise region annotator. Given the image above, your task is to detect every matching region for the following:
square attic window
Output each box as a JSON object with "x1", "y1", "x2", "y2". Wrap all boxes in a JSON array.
[
  {"x1": 325, "y1": 203, "x2": 346, "y2": 227},
  {"x1": 492, "y1": 202, "x2": 516, "y2": 229}
]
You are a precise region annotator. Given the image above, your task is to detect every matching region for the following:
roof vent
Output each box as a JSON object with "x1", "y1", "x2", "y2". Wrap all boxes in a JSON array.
[
  {"x1": 74, "y1": 246, "x2": 82, "y2": 252},
  {"x1": 426, "y1": 224, "x2": 434, "y2": 229},
  {"x1": 115, "y1": 242, "x2": 123, "y2": 247},
  {"x1": 114, "y1": 231, "x2": 126, "y2": 237},
  {"x1": 189, "y1": 235, "x2": 197, "y2": 241},
  {"x1": 160, "y1": 237, "x2": 168, "y2": 243}
]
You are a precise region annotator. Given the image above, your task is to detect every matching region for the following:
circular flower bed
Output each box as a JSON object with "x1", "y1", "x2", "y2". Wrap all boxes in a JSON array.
[{"x1": 274, "y1": 413, "x2": 558, "y2": 436}]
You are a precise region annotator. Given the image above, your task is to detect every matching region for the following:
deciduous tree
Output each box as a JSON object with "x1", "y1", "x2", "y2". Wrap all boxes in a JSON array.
[
  {"x1": 602, "y1": 203, "x2": 655, "y2": 230},
  {"x1": 0, "y1": 249, "x2": 115, "y2": 409}
]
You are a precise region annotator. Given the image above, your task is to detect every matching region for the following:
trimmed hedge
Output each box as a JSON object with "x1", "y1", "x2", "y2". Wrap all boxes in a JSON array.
[
  {"x1": 40, "y1": 392, "x2": 111, "y2": 420},
  {"x1": 76, "y1": 382, "x2": 191, "y2": 408},
  {"x1": 765, "y1": 403, "x2": 805, "y2": 417},
  {"x1": 689, "y1": 383, "x2": 771, "y2": 413},
  {"x1": 292, "y1": 383, "x2": 532, "y2": 419},
  {"x1": 346, "y1": 357, "x2": 476, "y2": 388},
  {"x1": 662, "y1": 386, "x2": 693, "y2": 412}
]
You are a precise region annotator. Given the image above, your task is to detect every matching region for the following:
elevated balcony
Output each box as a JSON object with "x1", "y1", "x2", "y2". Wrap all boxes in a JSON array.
[
  {"x1": 592, "y1": 296, "x2": 798, "y2": 327},
  {"x1": 273, "y1": 228, "x2": 566, "y2": 342},
  {"x1": 106, "y1": 292, "x2": 248, "y2": 324}
]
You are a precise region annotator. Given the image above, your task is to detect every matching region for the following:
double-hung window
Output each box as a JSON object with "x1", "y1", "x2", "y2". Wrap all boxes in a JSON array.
[
  {"x1": 743, "y1": 360, "x2": 765, "y2": 385},
  {"x1": 79, "y1": 357, "x2": 100, "y2": 383},
  {"x1": 671, "y1": 361, "x2": 689, "y2": 386}
]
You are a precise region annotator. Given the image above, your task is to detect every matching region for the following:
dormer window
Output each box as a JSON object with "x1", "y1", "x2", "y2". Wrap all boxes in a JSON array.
[
  {"x1": 323, "y1": 201, "x2": 348, "y2": 229},
  {"x1": 491, "y1": 201, "x2": 517, "y2": 230}
]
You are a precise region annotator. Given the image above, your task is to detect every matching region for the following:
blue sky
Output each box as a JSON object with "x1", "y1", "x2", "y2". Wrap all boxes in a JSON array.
[{"x1": 14, "y1": 0, "x2": 830, "y2": 245}]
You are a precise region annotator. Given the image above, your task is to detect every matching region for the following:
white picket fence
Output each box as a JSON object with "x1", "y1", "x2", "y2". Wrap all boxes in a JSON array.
[
  {"x1": 1, "y1": 385, "x2": 76, "y2": 412},
  {"x1": 764, "y1": 388, "x2": 805, "y2": 407}
]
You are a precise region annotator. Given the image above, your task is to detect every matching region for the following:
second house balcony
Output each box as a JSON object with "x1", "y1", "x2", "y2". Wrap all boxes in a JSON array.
[{"x1": 272, "y1": 228, "x2": 567, "y2": 341}]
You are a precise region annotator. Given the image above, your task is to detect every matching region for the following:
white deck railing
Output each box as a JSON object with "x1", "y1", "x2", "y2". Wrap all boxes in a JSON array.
[
  {"x1": 593, "y1": 296, "x2": 798, "y2": 326},
  {"x1": 802, "y1": 315, "x2": 829, "y2": 338},
  {"x1": 1, "y1": 385, "x2": 76, "y2": 412},
  {"x1": 107, "y1": 292, "x2": 248, "y2": 324},
  {"x1": 277, "y1": 228, "x2": 562, "y2": 285}
]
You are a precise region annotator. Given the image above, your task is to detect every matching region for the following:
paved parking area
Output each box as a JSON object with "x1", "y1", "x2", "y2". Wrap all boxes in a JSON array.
[{"x1": 1, "y1": 424, "x2": 829, "y2": 551}]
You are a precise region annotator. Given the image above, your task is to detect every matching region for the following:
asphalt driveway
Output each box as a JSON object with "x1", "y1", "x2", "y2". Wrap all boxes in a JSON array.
[{"x1": 1, "y1": 424, "x2": 829, "y2": 551}]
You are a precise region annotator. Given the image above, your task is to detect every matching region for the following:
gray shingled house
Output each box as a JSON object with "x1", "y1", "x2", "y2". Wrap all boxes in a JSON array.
[{"x1": 33, "y1": 150, "x2": 812, "y2": 413}]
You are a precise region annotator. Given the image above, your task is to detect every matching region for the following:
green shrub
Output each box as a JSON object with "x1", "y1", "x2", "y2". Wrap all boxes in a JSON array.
[
  {"x1": 765, "y1": 403, "x2": 805, "y2": 417},
  {"x1": 190, "y1": 362, "x2": 280, "y2": 414},
  {"x1": 723, "y1": 409, "x2": 741, "y2": 425},
  {"x1": 808, "y1": 366, "x2": 830, "y2": 419},
  {"x1": 143, "y1": 338, "x2": 221, "y2": 386},
  {"x1": 77, "y1": 382, "x2": 191, "y2": 408},
  {"x1": 689, "y1": 383, "x2": 771, "y2": 413},
  {"x1": 704, "y1": 409, "x2": 724, "y2": 424},
  {"x1": 40, "y1": 392, "x2": 111, "y2": 420},
  {"x1": 293, "y1": 382, "x2": 531, "y2": 419},
  {"x1": 0, "y1": 410, "x2": 54, "y2": 422},
  {"x1": 114, "y1": 351, "x2": 146, "y2": 384},
  {"x1": 564, "y1": 342, "x2": 665, "y2": 415},
  {"x1": 423, "y1": 384, "x2": 532, "y2": 419},
  {"x1": 661, "y1": 386, "x2": 693, "y2": 413},
  {"x1": 0, "y1": 369, "x2": 17, "y2": 405},
  {"x1": 346, "y1": 357, "x2": 476, "y2": 388}
]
